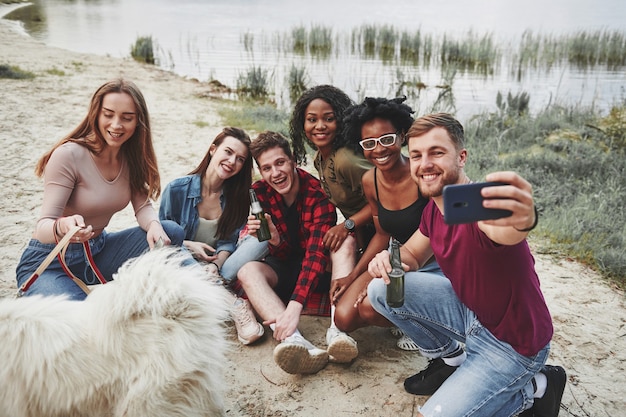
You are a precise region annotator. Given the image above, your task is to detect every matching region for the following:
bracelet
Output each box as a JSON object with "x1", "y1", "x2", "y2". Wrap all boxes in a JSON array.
[
  {"x1": 514, "y1": 205, "x2": 539, "y2": 232},
  {"x1": 207, "y1": 261, "x2": 220, "y2": 271}
]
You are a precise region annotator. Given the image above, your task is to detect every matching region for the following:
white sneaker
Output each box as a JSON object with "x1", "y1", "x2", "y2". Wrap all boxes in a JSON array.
[
  {"x1": 326, "y1": 327, "x2": 358, "y2": 363},
  {"x1": 231, "y1": 298, "x2": 264, "y2": 345},
  {"x1": 273, "y1": 333, "x2": 329, "y2": 374},
  {"x1": 397, "y1": 334, "x2": 420, "y2": 351}
]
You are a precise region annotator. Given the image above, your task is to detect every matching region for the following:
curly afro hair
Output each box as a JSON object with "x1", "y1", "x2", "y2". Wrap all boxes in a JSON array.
[
  {"x1": 342, "y1": 96, "x2": 414, "y2": 155},
  {"x1": 289, "y1": 85, "x2": 354, "y2": 165}
]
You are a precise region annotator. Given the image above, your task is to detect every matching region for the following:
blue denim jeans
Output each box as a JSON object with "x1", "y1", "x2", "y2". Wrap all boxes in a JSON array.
[
  {"x1": 16, "y1": 220, "x2": 184, "y2": 301},
  {"x1": 219, "y1": 234, "x2": 269, "y2": 283},
  {"x1": 368, "y1": 267, "x2": 548, "y2": 416}
]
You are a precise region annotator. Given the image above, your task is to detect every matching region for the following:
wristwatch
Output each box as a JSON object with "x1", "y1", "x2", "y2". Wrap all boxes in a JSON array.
[{"x1": 344, "y1": 218, "x2": 356, "y2": 233}]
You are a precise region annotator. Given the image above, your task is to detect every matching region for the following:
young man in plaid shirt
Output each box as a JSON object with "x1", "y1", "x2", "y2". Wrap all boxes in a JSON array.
[{"x1": 237, "y1": 131, "x2": 355, "y2": 374}]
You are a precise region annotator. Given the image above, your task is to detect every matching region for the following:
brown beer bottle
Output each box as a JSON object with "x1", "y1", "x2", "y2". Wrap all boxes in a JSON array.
[
  {"x1": 249, "y1": 189, "x2": 271, "y2": 242},
  {"x1": 386, "y1": 237, "x2": 405, "y2": 308}
]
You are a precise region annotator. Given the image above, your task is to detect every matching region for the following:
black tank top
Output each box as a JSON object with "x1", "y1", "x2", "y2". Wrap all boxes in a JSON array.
[{"x1": 375, "y1": 168, "x2": 428, "y2": 244}]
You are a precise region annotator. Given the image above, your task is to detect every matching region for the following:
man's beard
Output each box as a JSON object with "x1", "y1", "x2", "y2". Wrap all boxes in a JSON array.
[{"x1": 418, "y1": 169, "x2": 461, "y2": 198}]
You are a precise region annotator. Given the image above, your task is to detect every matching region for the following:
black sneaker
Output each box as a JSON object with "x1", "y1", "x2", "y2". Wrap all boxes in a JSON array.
[
  {"x1": 530, "y1": 365, "x2": 567, "y2": 417},
  {"x1": 404, "y1": 358, "x2": 457, "y2": 395}
]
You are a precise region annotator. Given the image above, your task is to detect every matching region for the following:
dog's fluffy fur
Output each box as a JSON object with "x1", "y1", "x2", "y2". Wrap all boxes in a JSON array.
[{"x1": 0, "y1": 248, "x2": 232, "y2": 417}]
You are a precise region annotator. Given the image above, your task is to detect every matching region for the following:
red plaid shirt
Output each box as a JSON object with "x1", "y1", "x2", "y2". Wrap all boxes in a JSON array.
[{"x1": 252, "y1": 168, "x2": 336, "y2": 312}]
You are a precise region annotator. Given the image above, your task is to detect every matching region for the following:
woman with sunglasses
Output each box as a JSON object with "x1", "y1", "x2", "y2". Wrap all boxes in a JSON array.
[{"x1": 332, "y1": 96, "x2": 444, "y2": 351}]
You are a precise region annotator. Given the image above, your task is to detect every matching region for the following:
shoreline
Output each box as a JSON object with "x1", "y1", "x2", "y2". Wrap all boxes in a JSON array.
[
  {"x1": 1, "y1": 15, "x2": 625, "y2": 417},
  {"x1": 0, "y1": 1, "x2": 30, "y2": 20}
]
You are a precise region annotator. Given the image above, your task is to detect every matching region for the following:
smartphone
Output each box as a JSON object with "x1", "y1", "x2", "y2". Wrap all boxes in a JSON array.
[{"x1": 442, "y1": 182, "x2": 513, "y2": 225}]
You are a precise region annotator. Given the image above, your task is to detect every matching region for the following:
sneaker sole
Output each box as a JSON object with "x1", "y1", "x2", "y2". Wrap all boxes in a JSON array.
[
  {"x1": 397, "y1": 334, "x2": 420, "y2": 351},
  {"x1": 328, "y1": 337, "x2": 358, "y2": 363},
  {"x1": 237, "y1": 323, "x2": 264, "y2": 345},
  {"x1": 273, "y1": 343, "x2": 329, "y2": 374}
]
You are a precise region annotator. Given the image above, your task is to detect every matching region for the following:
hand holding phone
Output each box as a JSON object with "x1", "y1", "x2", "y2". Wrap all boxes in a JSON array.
[{"x1": 443, "y1": 182, "x2": 513, "y2": 224}]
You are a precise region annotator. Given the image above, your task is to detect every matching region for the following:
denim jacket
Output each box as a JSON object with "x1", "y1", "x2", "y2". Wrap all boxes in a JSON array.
[{"x1": 159, "y1": 174, "x2": 239, "y2": 254}]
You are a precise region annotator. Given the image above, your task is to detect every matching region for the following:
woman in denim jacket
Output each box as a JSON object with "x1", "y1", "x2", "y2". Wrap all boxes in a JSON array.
[{"x1": 159, "y1": 127, "x2": 268, "y2": 283}]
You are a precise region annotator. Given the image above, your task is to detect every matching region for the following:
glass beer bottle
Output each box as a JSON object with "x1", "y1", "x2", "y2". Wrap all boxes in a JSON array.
[
  {"x1": 249, "y1": 189, "x2": 271, "y2": 242},
  {"x1": 386, "y1": 237, "x2": 405, "y2": 308}
]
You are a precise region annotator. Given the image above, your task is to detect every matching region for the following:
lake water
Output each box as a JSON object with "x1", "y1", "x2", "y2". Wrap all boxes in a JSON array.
[{"x1": 4, "y1": 0, "x2": 625, "y2": 120}]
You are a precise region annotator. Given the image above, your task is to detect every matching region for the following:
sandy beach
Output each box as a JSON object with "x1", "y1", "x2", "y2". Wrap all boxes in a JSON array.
[{"x1": 1, "y1": 13, "x2": 625, "y2": 416}]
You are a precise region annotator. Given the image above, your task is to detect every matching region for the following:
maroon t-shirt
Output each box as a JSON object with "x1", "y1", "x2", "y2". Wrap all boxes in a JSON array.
[{"x1": 420, "y1": 201, "x2": 553, "y2": 356}]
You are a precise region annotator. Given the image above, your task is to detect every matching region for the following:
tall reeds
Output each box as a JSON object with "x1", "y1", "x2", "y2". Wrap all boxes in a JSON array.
[
  {"x1": 130, "y1": 36, "x2": 155, "y2": 64},
  {"x1": 513, "y1": 29, "x2": 626, "y2": 74},
  {"x1": 236, "y1": 66, "x2": 271, "y2": 101},
  {"x1": 288, "y1": 25, "x2": 333, "y2": 58}
]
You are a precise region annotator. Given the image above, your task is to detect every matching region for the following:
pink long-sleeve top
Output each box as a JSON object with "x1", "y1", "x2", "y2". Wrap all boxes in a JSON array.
[{"x1": 34, "y1": 142, "x2": 157, "y2": 243}]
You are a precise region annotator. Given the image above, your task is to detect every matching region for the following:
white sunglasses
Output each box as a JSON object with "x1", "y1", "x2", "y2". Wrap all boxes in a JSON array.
[{"x1": 359, "y1": 133, "x2": 397, "y2": 151}]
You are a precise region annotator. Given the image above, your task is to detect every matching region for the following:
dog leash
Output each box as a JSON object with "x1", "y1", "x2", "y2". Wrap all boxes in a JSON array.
[{"x1": 16, "y1": 225, "x2": 107, "y2": 298}]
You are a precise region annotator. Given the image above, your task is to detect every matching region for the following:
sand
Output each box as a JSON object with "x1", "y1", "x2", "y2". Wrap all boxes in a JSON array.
[{"x1": 1, "y1": 13, "x2": 625, "y2": 416}]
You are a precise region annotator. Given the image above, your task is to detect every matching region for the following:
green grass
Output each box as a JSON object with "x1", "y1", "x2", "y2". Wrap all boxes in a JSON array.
[
  {"x1": 236, "y1": 66, "x2": 272, "y2": 101},
  {"x1": 217, "y1": 102, "x2": 289, "y2": 137},
  {"x1": 308, "y1": 25, "x2": 333, "y2": 58},
  {"x1": 287, "y1": 64, "x2": 309, "y2": 105},
  {"x1": 130, "y1": 36, "x2": 155, "y2": 64},
  {"x1": 0, "y1": 64, "x2": 35, "y2": 79},
  {"x1": 45, "y1": 67, "x2": 65, "y2": 76},
  {"x1": 440, "y1": 31, "x2": 499, "y2": 75},
  {"x1": 193, "y1": 120, "x2": 209, "y2": 128},
  {"x1": 263, "y1": 26, "x2": 626, "y2": 78},
  {"x1": 514, "y1": 29, "x2": 626, "y2": 73},
  {"x1": 465, "y1": 98, "x2": 626, "y2": 287}
]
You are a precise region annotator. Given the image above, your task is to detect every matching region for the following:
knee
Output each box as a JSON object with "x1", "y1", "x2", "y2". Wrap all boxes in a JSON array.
[
  {"x1": 333, "y1": 301, "x2": 352, "y2": 331},
  {"x1": 367, "y1": 278, "x2": 386, "y2": 310},
  {"x1": 359, "y1": 301, "x2": 381, "y2": 324},
  {"x1": 236, "y1": 262, "x2": 258, "y2": 287}
]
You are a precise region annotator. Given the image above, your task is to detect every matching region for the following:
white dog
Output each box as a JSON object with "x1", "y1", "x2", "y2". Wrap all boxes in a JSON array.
[{"x1": 0, "y1": 248, "x2": 232, "y2": 417}]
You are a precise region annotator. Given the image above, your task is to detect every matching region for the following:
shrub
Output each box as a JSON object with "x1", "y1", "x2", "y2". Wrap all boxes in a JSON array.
[
  {"x1": 287, "y1": 64, "x2": 309, "y2": 105},
  {"x1": 130, "y1": 36, "x2": 155, "y2": 64},
  {"x1": 236, "y1": 66, "x2": 271, "y2": 101},
  {"x1": 465, "y1": 100, "x2": 626, "y2": 288},
  {"x1": 0, "y1": 64, "x2": 35, "y2": 79}
]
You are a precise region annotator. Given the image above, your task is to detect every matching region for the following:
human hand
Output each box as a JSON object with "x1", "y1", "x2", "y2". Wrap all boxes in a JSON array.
[
  {"x1": 482, "y1": 172, "x2": 536, "y2": 231},
  {"x1": 367, "y1": 250, "x2": 392, "y2": 284},
  {"x1": 147, "y1": 221, "x2": 171, "y2": 250},
  {"x1": 184, "y1": 240, "x2": 216, "y2": 261},
  {"x1": 354, "y1": 283, "x2": 369, "y2": 308},
  {"x1": 263, "y1": 301, "x2": 302, "y2": 341},
  {"x1": 322, "y1": 224, "x2": 350, "y2": 252},
  {"x1": 57, "y1": 215, "x2": 94, "y2": 243},
  {"x1": 247, "y1": 213, "x2": 279, "y2": 246},
  {"x1": 330, "y1": 275, "x2": 355, "y2": 304}
]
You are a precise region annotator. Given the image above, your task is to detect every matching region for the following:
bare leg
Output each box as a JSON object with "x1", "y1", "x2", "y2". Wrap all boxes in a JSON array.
[
  {"x1": 334, "y1": 271, "x2": 392, "y2": 332},
  {"x1": 237, "y1": 260, "x2": 284, "y2": 322},
  {"x1": 237, "y1": 260, "x2": 329, "y2": 374},
  {"x1": 326, "y1": 237, "x2": 359, "y2": 363},
  {"x1": 330, "y1": 235, "x2": 357, "y2": 328}
]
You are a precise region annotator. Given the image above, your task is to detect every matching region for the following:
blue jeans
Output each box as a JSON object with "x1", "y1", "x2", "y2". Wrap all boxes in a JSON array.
[
  {"x1": 368, "y1": 268, "x2": 548, "y2": 416},
  {"x1": 220, "y1": 234, "x2": 269, "y2": 283},
  {"x1": 16, "y1": 220, "x2": 185, "y2": 301}
]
